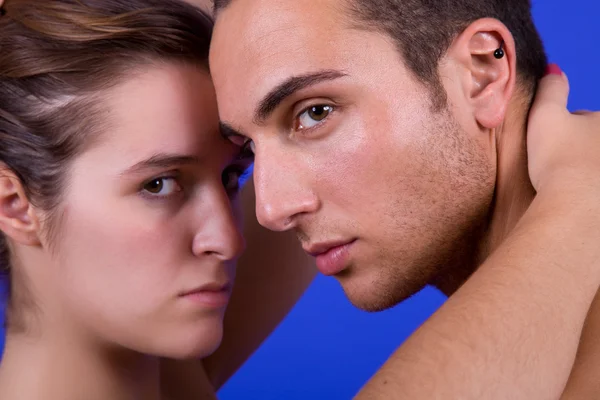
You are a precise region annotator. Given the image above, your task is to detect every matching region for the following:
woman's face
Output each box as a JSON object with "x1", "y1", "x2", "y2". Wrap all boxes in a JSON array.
[{"x1": 41, "y1": 63, "x2": 250, "y2": 358}]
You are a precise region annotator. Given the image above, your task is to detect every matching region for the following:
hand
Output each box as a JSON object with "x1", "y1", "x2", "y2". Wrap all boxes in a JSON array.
[{"x1": 527, "y1": 64, "x2": 600, "y2": 195}]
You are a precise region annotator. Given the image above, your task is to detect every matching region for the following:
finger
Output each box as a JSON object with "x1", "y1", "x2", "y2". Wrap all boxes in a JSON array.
[
  {"x1": 531, "y1": 64, "x2": 570, "y2": 112},
  {"x1": 572, "y1": 110, "x2": 593, "y2": 116}
]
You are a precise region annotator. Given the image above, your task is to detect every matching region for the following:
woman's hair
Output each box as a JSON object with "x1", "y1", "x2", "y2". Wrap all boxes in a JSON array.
[{"x1": 0, "y1": 0, "x2": 213, "y2": 328}]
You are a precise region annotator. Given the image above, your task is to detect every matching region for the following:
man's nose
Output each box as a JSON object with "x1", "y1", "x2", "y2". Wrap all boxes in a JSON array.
[{"x1": 253, "y1": 152, "x2": 319, "y2": 231}]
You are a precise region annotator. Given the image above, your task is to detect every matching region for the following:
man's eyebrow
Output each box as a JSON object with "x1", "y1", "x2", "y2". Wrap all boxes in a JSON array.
[
  {"x1": 254, "y1": 69, "x2": 348, "y2": 124},
  {"x1": 121, "y1": 153, "x2": 201, "y2": 176}
]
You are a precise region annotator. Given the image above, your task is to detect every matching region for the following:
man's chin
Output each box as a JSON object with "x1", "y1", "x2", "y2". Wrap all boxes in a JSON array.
[{"x1": 336, "y1": 268, "x2": 425, "y2": 312}]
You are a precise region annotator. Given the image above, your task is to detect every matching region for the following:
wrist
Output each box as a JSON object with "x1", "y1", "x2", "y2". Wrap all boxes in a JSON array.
[{"x1": 535, "y1": 176, "x2": 600, "y2": 215}]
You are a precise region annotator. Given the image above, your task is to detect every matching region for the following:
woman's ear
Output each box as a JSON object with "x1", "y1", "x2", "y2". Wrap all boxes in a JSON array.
[{"x1": 0, "y1": 166, "x2": 42, "y2": 246}]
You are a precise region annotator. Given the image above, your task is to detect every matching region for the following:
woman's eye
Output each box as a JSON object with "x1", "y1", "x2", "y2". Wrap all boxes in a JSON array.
[
  {"x1": 240, "y1": 139, "x2": 255, "y2": 158},
  {"x1": 143, "y1": 177, "x2": 182, "y2": 197},
  {"x1": 222, "y1": 166, "x2": 251, "y2": 194},
  {"x1": 295, "y1": 105, "x2": 334, "y2": 130}
]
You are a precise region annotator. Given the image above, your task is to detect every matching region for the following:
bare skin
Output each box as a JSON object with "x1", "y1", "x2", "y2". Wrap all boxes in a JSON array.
[
  {"x1": 1, "y1": 1, "x2": 599, "y2": 399},
  {"x1": 561, "y1": 291, "x2": 600, "y2": 399},
  {"x1": 152, "y1": 1, "x2": 600, "y2": 398},
  {"x1": 164, "y1": 68, "x2": 600, "y2": 400},
  {"x1": 157, "y1": 2, "x2": 600, "y2": 397},
  {"x1": 0, "y1": 61, "x2": 315, "y2": 400},
  {"x1": 160, "y1": 187, "x2": 316, "y2": 399},
  {"x1": 207, "y1": 0, "x2": 600, "y2": 397},
  {"x1": 0, "y1": 0, "x2": 316, "y2": 397}
]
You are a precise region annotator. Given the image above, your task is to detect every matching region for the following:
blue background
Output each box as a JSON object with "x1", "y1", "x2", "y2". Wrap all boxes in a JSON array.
[{"x1": 1, "y1": 1, "x2": 599, "y2": 399}]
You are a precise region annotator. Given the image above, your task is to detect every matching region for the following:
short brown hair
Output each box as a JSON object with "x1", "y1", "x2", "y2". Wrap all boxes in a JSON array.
[{"x1": 0, "y1": 0, "x2": 213, "y2": 327}]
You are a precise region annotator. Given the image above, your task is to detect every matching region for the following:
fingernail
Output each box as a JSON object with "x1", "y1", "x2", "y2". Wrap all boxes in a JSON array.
[{"x1": 545, "y1": 63, "x2": 562, "y2": 76}]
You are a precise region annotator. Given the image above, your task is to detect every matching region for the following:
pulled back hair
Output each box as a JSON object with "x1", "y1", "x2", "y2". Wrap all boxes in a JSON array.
[
  {"x1": 214, "y1": 0, "x2": 547, "y2": 108},
  {"x1": 0, "y1": 0, "x2": 213, "y2": 327}
]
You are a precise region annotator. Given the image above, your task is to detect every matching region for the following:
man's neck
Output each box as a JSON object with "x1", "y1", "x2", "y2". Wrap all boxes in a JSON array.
[
  {"x1": 435, "y1": 99, "x2": 536, "y2": 296},
  {"x1": 484, "y1": 106, "x2": 536, "y2": 247},
  {"x1": 0, "y1": 328, "x2": 162, "y2": 400}
]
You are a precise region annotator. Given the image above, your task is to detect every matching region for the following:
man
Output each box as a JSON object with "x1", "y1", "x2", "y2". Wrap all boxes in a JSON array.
[{"x1": 209, "y1": 0, "x2": 600, "y2": 398}]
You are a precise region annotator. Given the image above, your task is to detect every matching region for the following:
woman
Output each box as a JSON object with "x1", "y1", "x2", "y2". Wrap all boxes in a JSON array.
[{"x1": 0, "y1": 0, "x2": 315, "y2": 398}]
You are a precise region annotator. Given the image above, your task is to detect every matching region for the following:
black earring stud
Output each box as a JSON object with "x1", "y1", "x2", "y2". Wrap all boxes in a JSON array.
[{"x1": 494, "y1": 41, "x2": 505, "y2": 59}]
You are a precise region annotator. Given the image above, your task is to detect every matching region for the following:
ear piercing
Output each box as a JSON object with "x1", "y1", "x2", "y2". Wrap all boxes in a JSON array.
[{"x1": 494, "y1": 41, "x2": 505, "y2": 59}]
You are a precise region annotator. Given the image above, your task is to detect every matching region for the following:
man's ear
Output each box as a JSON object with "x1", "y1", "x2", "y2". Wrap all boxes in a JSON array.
[
  {"x1": 444, "y1": 18, "x2": 517, "y2": 129},
  {"x1": 0, "y1": 165, "x2": 41, "y2": 246}
]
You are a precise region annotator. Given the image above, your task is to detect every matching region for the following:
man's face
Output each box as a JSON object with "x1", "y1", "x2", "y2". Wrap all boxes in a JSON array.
[{"x1": 210, "y1": 0, "x2": 496, "y2": 311}]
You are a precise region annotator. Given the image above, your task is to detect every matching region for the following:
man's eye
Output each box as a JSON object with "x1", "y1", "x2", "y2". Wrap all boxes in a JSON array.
[
  {"x1": 295, "y1": 105, "x2": 334, "y2": 130},
  {"x1": 142, "y1": 177, "x2": 182, "y2": 197}
]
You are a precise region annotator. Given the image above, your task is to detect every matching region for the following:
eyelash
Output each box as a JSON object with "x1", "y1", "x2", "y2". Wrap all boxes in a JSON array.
[
  {"x1": 139, "y1": 174, "x2": 183, "y2": 202},
  {"x1": 222, "y1": 164, "x2": 253, "y2": 195},
  {"x1": 227, "y1": 103, "x2": 336, "y2": 158},
  {"x1": 239, "y1": 140, "x2": 255, "y2": 159},
  {"x1": 136, "y1": 161, "x2": 253, "y2": 207},
  {"x1": 292, "y1": 103, "x2": 336, "y2": 133}
]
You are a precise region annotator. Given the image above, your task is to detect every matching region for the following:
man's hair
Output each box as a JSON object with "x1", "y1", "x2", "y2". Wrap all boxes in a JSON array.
[
  {"x1": 214, "y1": 0, "x2": 547, "y2": 108},
  {"x1": 0, "y1": 0, "x2": 213, "y2": 330}
]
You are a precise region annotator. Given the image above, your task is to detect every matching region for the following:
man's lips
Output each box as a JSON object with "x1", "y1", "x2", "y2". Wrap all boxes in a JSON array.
[
  {"x1": 303, "y1": 239, "x2": 357, "y2": 276},
  {"x1": 303, "y1": 239, "x2": 355, "y2": 257}
]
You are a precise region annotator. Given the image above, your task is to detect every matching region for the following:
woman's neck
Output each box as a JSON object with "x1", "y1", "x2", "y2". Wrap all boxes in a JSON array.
[{"x1": 0, "y1": 329, "x2": 162, "y2": 400}]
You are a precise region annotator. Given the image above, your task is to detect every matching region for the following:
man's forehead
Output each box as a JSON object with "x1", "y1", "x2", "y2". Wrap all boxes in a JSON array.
[
  {"x1": 210, "y1": 0, "x2": 357, "y2": 123},
  {"x1": 210, "y1": 0, "x2": 352, "y2": 68},
  {"x1": 214, "y1": 0, "x2": 346, "y2": 29}
]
